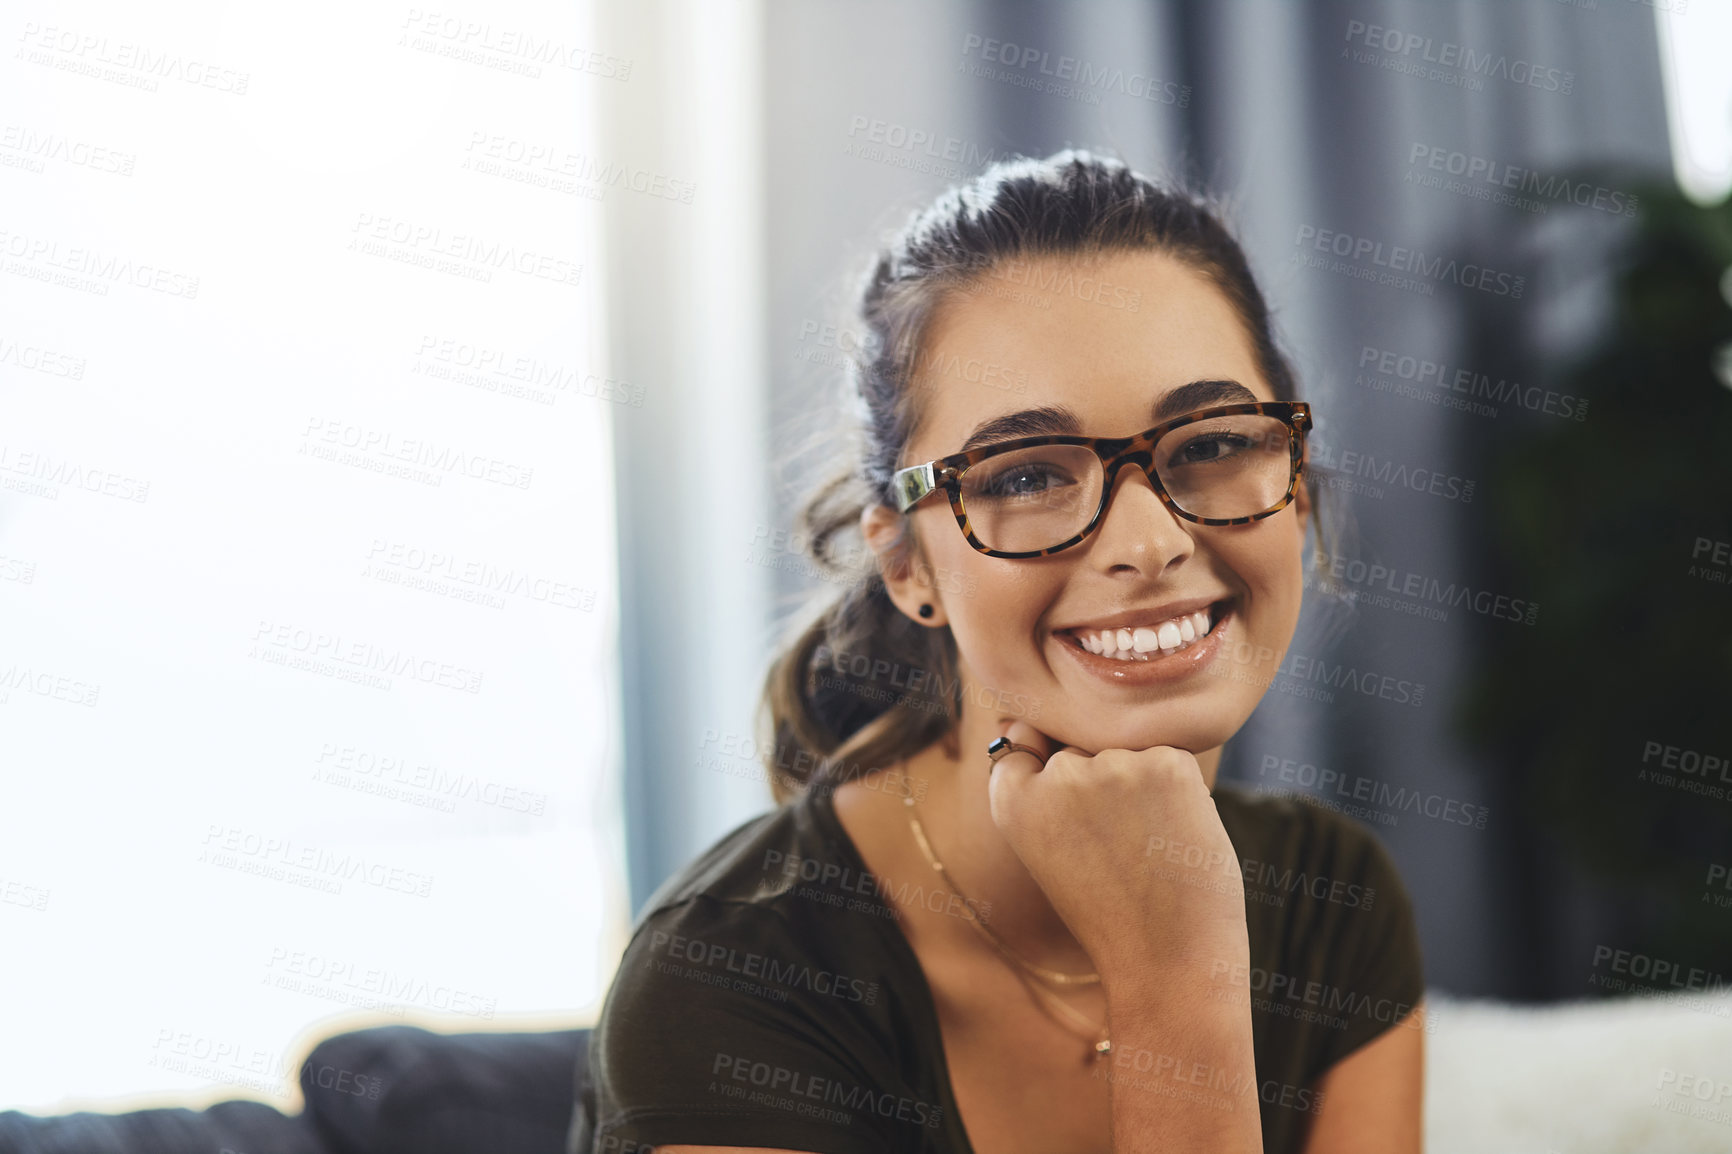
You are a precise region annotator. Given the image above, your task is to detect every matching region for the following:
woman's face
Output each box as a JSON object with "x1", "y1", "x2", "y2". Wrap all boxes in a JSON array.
[{"x1": 882, "y1": 249, "x2": 1310, "y2": 756}]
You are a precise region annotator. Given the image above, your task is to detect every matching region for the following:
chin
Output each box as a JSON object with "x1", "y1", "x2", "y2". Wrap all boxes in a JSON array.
[{"x1": 1056, "y1": 711, "x2": 1240, "y2": 758}]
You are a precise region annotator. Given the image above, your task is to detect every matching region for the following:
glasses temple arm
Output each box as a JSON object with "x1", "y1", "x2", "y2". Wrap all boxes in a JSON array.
[{"x1": 891, "y1": 463, "x2": 936, "y2": 513}]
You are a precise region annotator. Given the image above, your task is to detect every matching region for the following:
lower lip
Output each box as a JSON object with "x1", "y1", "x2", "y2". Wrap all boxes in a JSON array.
[{"x1": 1055, "y1": 604, "x2": 1232, "y2": 686}]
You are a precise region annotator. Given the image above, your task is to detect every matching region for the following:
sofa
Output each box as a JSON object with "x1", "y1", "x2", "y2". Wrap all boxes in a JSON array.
[
  {"x1": 0, "y1": 1026, "x2": 588, "y2": 1154},
  {"x1": 7, "y1": 990, "x2": 1732, "y2": 1153}
]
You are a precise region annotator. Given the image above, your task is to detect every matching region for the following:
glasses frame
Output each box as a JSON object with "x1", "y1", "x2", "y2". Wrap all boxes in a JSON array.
[{"x1": 889, "y1": 400, "x2": 1313, "y2": 559}]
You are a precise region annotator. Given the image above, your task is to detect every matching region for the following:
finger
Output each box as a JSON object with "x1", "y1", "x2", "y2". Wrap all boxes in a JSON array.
[
  {"x1": 986, "y1": 719, "x2": 1057, "y2": 833},
  {"x1": 986, "y1": 718, "x2": 1054, "y2": 790}
]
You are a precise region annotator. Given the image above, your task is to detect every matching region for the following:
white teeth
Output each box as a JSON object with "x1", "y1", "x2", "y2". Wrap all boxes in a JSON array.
[{"x1": 1072, "y1": 604, "x2": 1223, "y2": 661}]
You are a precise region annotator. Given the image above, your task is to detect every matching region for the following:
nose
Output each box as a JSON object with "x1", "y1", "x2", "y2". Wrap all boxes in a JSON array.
[{"x1": 1082, "y1": 462, "x2": 1195, "y2": 574}]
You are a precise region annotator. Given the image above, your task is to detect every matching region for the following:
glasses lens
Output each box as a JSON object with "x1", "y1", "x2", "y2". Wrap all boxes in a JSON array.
[
  {"x1": 957, "y1": 444, "x2": 1103, "y2": 553},
  {"x1": 1154, "y1": 414, "x2": 1296, "y2": 520}
]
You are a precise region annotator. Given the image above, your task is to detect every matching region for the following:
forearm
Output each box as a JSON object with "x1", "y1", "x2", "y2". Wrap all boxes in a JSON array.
[{"x1": 1099, "y1": 934, "x2": 1264, "y2": 1154}]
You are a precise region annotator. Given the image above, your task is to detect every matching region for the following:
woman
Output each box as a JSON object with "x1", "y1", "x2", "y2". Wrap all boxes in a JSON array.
[{"x1": 572, "y1": 151, "x2": 1426, "y2": 1154}]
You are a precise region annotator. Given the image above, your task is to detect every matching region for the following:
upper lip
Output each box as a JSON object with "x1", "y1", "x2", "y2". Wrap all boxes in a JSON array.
[{"x1": 1055, "y1": 596, "x2": 1232, "y2": 636}]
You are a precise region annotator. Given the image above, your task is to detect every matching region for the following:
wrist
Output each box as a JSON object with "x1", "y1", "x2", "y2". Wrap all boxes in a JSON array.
[{"x1": 1097, "y1": 925, "x2": 1251, "y2": 1010}]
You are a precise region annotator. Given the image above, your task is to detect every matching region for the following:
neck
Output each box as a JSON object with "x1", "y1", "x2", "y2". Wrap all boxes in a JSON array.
[{"x1": 901, "y1": 701, "x2": 1224, "y2": 975}]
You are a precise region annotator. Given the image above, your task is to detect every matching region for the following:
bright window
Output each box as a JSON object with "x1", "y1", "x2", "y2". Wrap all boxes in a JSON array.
[{"x1": 0, "y1": 0, "x2": 625, "y2": 1112}]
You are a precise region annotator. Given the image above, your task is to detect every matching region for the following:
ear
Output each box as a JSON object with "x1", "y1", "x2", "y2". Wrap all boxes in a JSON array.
[{"x1": 860, "y1": 504, "x2": 946, "y2": 627}]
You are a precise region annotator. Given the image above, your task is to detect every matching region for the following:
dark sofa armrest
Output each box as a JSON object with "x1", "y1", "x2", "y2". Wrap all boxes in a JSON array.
[
  {"x1": 0, "y1": 1027, "x2": 589, "y2": 1154},
  {"x1": 0, "y1": 1099, "x2": 323, "y2": 1154},
  {"x1": 300, "y1": 1026, "x2": 586, "y2": 1154}
]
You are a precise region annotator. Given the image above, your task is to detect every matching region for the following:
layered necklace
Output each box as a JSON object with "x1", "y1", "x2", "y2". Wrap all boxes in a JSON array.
[{"x1": 902, "y1": 789, "x2": 1112, "y2": 1063}]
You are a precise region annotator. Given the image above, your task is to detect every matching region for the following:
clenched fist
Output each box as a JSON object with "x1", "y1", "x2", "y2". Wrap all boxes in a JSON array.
[{"x1": 984, "y1": 718, "x2": 1250, "y2": 989}]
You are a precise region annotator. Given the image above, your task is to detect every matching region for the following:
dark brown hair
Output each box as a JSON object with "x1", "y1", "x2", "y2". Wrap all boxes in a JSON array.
[{"x1": 756, "y1": 149, "x2": 1324, "y2": 805}]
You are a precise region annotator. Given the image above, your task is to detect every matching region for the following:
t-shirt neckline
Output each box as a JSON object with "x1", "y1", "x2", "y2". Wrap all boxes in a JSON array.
[{"x1": 803, "y1": 780, "x2": 979, "y2": 1154}]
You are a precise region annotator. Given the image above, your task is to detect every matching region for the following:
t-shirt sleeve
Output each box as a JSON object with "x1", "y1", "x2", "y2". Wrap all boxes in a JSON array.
[
  {"x1": 1303, "y1": 809, "x2": 1428, "y2": 1078},
  {"x1": 574, "y1": 894, "x2": 919, "y2": 1154}
]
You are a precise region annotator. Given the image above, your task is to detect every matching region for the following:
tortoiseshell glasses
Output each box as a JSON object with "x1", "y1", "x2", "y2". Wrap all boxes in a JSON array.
[{"x1": 888, "y1": 401, "x2": 1312, "y2": 559}]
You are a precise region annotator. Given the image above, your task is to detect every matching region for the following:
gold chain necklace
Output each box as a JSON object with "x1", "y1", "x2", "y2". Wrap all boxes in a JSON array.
[{"x1": 903, "y1": 792, "x2": 1112, "y2": 1061}]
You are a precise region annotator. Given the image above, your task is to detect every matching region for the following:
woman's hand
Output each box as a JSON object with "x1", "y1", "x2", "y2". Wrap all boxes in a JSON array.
[{"x1": 984, "y1": 719, "x2": 1249, "y2": 986}]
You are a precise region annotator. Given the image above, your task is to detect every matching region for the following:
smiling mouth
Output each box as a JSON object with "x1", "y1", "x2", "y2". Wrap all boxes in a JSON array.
[{"x1": 1059, "y1": 602, "x2": 1229, "y2": 662}]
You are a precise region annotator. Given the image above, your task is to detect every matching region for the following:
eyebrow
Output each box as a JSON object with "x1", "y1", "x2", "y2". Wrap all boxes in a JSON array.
[{"x1": 957, "y1": 379, "x2": 1260, "y2": 453}]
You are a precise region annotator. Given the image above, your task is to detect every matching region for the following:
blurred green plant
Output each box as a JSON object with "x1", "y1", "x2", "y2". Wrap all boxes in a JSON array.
[{"x1": 1456, "y1": 178, "x2": 1732, "y2": 976}]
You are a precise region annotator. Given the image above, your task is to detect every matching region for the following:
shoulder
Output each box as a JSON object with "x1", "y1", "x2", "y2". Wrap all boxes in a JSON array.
[
  {"x1": 607, "y1": 790, "x2": 897, "y2": 1023},
  {"x1": 1211, "y1": 783, "x2": 1404, "y2": 896},
  {"x1": 579, "y1": 792, "x2": 934, "y2": 1152},
  {"x1": 1211, "y1": 783, "x2": 1427, "y2": 1077}
]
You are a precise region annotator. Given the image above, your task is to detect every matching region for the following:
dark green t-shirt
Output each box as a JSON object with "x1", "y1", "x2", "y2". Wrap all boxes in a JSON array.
[{"x1": 569, "y1": 781, "x2": 1425, "y2": 1154}]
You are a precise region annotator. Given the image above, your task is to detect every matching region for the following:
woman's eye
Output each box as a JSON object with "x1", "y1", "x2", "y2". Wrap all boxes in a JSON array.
[
  {"x1": 1169, "y1": 433, "x2": 1250, "y2": 466},
  {"x1": 980, "y1": 465, "x2": 1071, "y2": 497}
]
